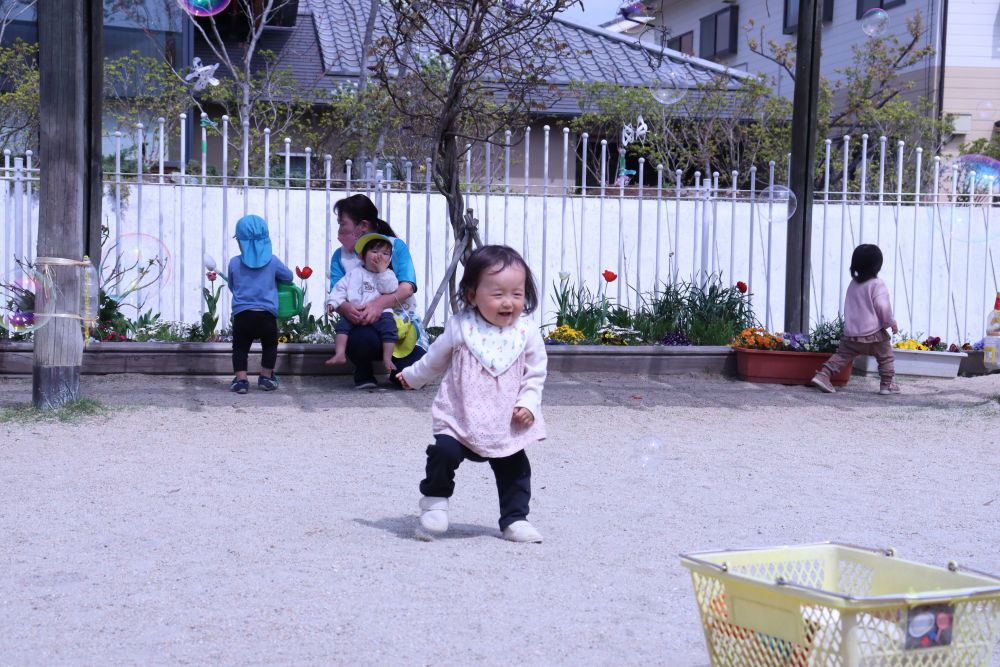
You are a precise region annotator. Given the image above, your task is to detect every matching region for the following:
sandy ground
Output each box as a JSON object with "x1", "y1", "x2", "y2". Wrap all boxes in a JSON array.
[{"x1": 1, "y1": 370, "x2": 999, "y2": 666}]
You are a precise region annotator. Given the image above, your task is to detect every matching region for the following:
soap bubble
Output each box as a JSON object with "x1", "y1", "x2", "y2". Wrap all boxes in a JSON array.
[
  {"x1": 954, "y1": 154, "x2": 1000, "y2": 192},
  {"x1": 756, "y1": 185, "x2": 798, "y2": 224},
  {"x1": 933, "y1": 204, "x2": 1000, "y2": 245},
  {"x1": 0, "y1": 266, "x2": 52, "y2": 336},
  {"x1": 177, "y1": 0, "x2": 230, "y2": 17},
  {"x1": 650, "y1": 67, "x2": 686, "y2": 106},
  {"x1": 619, "y1": 1, "x2": 646, "y2": 18},
  {"x1": 976, "y1": 101, "x2": 997, "y2": 121},
  {"x1": 632, "y1": 436, "x2": 665, "y2": 471},
  {"x1": 861, "y1": 8, "x2": 889, "y2": 37},
  {"x1": 101, "y1": 233, "x2": 172, "y2": 303},
  {"x1": 927, "y1": 158, "x2": 1000, "y2": 244}
]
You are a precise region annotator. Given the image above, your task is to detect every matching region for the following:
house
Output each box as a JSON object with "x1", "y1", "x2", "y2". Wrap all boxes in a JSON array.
[
  {"x1": 189, "y1": 0, "x2": 750, "y2": 186},
  {"x1": 610, "y1": 0, "x2": 1000, "y2": 147},
  {"x1": 0, "y1": 0, "x2": 191, "y2": 155},
  {"x1": 0, "y1": 0, "x2": 750, "y2": 185}
]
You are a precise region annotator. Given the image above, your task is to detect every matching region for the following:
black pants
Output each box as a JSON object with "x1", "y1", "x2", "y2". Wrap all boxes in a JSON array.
[
  {"x1": 232, "y1": 310, "x2": 278, "y2": 373},
  {"x1": 345, "y1": 323, "x2": 425, "y2": 386},
  {"x1": 419, "y1": 434, "x2": 531, "y2": 531}
]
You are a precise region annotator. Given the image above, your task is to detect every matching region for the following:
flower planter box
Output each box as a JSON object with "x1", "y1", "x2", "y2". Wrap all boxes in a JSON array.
[
  {"x1": 958, "y1": 350, "x2": 1000, "y2": 376},
  {"x1": 734, "y1": 347, "x2": 851, "y2": 386},
  {"x1": 545, "y1": 345, "x2": 736, "y2": 375},
  {"x1": 0, "y1": 342, "x2": 738, "y2": 377},
  {"x1": 853, "y1": 348, "x2": 967, "y2": 379},
  {"x1": 0, "y1": 341, "x2": 353, "y2": 376}
]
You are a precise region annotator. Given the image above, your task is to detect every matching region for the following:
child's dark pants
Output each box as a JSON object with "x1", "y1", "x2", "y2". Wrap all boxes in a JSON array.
[
  {"x1": 232, "y1": 310, "x2": 278, "y2": 373},
  {"x1": 419, "y1": 434, "x2": 531, "y2": 531}
]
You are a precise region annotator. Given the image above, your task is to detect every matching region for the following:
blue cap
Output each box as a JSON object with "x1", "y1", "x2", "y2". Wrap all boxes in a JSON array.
[{"x1": 234, "y1": 215, "x2": 273, "y2": 269}]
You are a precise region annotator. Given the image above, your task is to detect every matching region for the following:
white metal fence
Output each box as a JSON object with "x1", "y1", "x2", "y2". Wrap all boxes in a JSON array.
[{"x1": 2, "y1": 120, "x2": 999, "y2": 344}]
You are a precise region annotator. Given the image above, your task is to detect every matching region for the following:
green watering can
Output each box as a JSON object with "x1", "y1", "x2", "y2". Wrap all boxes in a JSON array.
[{"x1": 277, "y1": 282, "x2": 304, "y2": 319}]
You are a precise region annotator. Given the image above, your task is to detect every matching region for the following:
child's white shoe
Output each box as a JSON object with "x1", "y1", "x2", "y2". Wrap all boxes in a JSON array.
[
  {"x1": 878, "y1": 382, "x2": 901, "y2": 395},
  {"x1": 416, "y1": 496, "x2": 449, "y2": 540},
  {"x1": 501, "y1": 520, "x2": 543, "y2": 543}
]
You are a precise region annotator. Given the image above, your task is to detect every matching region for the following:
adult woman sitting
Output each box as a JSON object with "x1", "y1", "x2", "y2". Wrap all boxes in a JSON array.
[{"x1": 325, "y1": 194, "x2": 428, "y2": 388}]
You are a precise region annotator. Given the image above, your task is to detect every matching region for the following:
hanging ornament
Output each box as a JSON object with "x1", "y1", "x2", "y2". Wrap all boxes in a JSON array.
[{"x1": 185, "y1": 57, "x2": 221, "y2": 91}]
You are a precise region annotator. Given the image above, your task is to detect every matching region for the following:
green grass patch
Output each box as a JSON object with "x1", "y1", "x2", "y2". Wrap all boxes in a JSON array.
[{"x1": 0, "y1": 398, "x2": 109, "y2": 424}]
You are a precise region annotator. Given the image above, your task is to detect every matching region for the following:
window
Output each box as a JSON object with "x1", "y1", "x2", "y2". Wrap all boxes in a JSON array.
[
  {"x1": 699, "y1": 6, "x2": 739, "y2": 60},
  {"x1": 856, "y1": 0, "x2": 904, "y2": 20},
  {"x1": 784, "y1": 0, "x2": 835, "y2": 35},
  {"x1": 667, "y1": 31, "x2": 694, "y2": 56}
]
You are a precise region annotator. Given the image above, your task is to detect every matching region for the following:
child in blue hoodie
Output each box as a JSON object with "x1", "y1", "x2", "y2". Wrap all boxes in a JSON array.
[{"x1": 224, "y1": 215, "x2": 293, "y2": 394}]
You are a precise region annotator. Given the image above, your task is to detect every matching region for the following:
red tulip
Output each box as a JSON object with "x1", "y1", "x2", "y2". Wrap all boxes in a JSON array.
[
  {"x1": 296, "y1": 265, "x2": 313, "y2": 279},
  {"x1": 736, "y1": 281, "x2": 748, "y2": 294},
  {"x1": 602, "y1": 269, "x2": 617, "y2": 282},
  {"x1": 206, "y1": 271, "x2": 217, "y2": 282}
]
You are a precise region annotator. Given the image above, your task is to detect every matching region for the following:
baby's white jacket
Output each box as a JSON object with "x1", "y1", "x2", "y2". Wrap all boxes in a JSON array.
[{"x1": 326, "y1": 266, "x2": 398, "y2": 312}]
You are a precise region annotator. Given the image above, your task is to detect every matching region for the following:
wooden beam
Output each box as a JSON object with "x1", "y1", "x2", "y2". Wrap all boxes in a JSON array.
[
  {"x1": 785, "y1": 0, "x2": 824, "y2": 333},
  {"x1": 33, "y1": 0, "x2": 103, "y2": 409}
]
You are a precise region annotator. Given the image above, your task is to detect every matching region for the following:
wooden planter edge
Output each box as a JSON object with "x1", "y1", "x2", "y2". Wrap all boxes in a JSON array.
[{"x1": 0, "y1": 342, "x2": 738, "y2": 376}]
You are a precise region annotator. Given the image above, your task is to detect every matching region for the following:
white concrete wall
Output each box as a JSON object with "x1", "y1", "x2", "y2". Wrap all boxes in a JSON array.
[{"x1": 5, "y1": 180, "x2": 996, "y2": 344}]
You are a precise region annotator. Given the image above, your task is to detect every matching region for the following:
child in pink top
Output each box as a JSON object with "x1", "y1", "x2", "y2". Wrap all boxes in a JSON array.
[
  {"x1": 812, "y1": 244, "x2": 899, "y2": 395},
  {"x1": 398, "y1": 245, "x2": 547, "y2": 543}
]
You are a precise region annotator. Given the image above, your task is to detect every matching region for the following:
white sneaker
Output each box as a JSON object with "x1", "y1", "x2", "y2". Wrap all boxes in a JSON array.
[
  {"x1": 415, "y1": 496, "x2": 449, "y2": 540},
  {"x1": 501, "y1": 520, "x2": 543, "y2": 543}
]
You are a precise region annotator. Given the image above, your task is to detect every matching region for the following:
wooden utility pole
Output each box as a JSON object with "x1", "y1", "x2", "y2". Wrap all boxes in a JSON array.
[
  {"x1": 785, "y1": 0, "x2": 824, "y2": 333},
  {"x1": 33, "y1": 0, "x2": 103, "y2": 409}
]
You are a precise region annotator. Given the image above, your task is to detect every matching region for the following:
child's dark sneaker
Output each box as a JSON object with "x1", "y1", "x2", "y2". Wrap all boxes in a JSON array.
[
  {"x1": 258, "y1": 374, "x2": 279, "y2": 391},
  {"x1": 230, "y1": 378, "x2": 250, "y2": 394}
]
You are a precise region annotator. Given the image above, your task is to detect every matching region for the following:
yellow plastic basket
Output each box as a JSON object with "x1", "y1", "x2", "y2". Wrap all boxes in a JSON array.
[{"x1": 680, "y1": 542, "x2": 1000, "y2": 666}]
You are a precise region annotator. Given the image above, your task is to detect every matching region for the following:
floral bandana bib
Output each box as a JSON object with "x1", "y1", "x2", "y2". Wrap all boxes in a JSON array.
[{"x1": 462, "y1": 309, "x2": 529, "y2": 377}]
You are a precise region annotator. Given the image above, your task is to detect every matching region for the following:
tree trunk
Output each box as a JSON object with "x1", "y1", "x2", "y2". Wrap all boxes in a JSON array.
[
  {"x1": 356, "y1": 0, "x2": 379, "y2": 169},
  {"x1": 33, "y1": 0, "x2": 102, "y2": 409},
  {"x1": 435, "y1": 134, "x2": 465, "y2": 313}
]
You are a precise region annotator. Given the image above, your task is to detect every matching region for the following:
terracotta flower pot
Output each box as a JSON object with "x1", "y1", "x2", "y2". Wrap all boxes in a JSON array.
[{"x1": 734, "y1": 347, "x2": 851, "y2": 386}]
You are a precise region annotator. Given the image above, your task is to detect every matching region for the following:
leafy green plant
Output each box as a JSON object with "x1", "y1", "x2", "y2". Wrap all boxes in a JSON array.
[
  {"x1": 809, "y1": 316, "x2": 844, "y2": 353},
  {"x1": 551, "y1": 273, "x2": 615, "y2": 341},
  {"x1": 684, "y1": 277, "x2": 756, "y2": 345},
  {"x1": 96, "y1": 290, "x2": 130, "y2": 341},
  {"x1": 278, "y1": 309, "x2": 338, "y2": 343},
  {"x1": 548, "y1": 273, "x2": 756, "y2": 346},
  {"x1": 130, "y1": 320, "x2": 190, "y2": 343},
  {"x1": 630, "y1": 282, "x2": 688, "y2": 343},
  {"x1": 0, "y1": 258, "x2": 37, "y2": 342},
  {"x1": 195, "y1": 281, "x2": 225, "y2": 342}
]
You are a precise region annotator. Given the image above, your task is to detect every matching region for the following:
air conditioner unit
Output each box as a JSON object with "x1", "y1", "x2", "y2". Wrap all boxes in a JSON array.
[{"x1": 952, "y1": 113, "x2": 972, "y2": 134}]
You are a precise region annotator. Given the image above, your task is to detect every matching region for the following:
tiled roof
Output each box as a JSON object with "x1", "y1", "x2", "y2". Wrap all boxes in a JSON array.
[
  {"x1": 305, "y1": 0, "x2": 749, "y2": 89},
  {"x1": 193, "y1": 13, "x2": 341, "y2": 99}
]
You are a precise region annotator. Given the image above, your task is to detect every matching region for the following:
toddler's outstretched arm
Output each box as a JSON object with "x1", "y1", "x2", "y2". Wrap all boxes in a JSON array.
[
  {"x1": 514, "y1": 329, "x2": 547, "y2": 420},
  {"x1": 399, "y1": 317, "x2": 458, "y2": 389}
]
